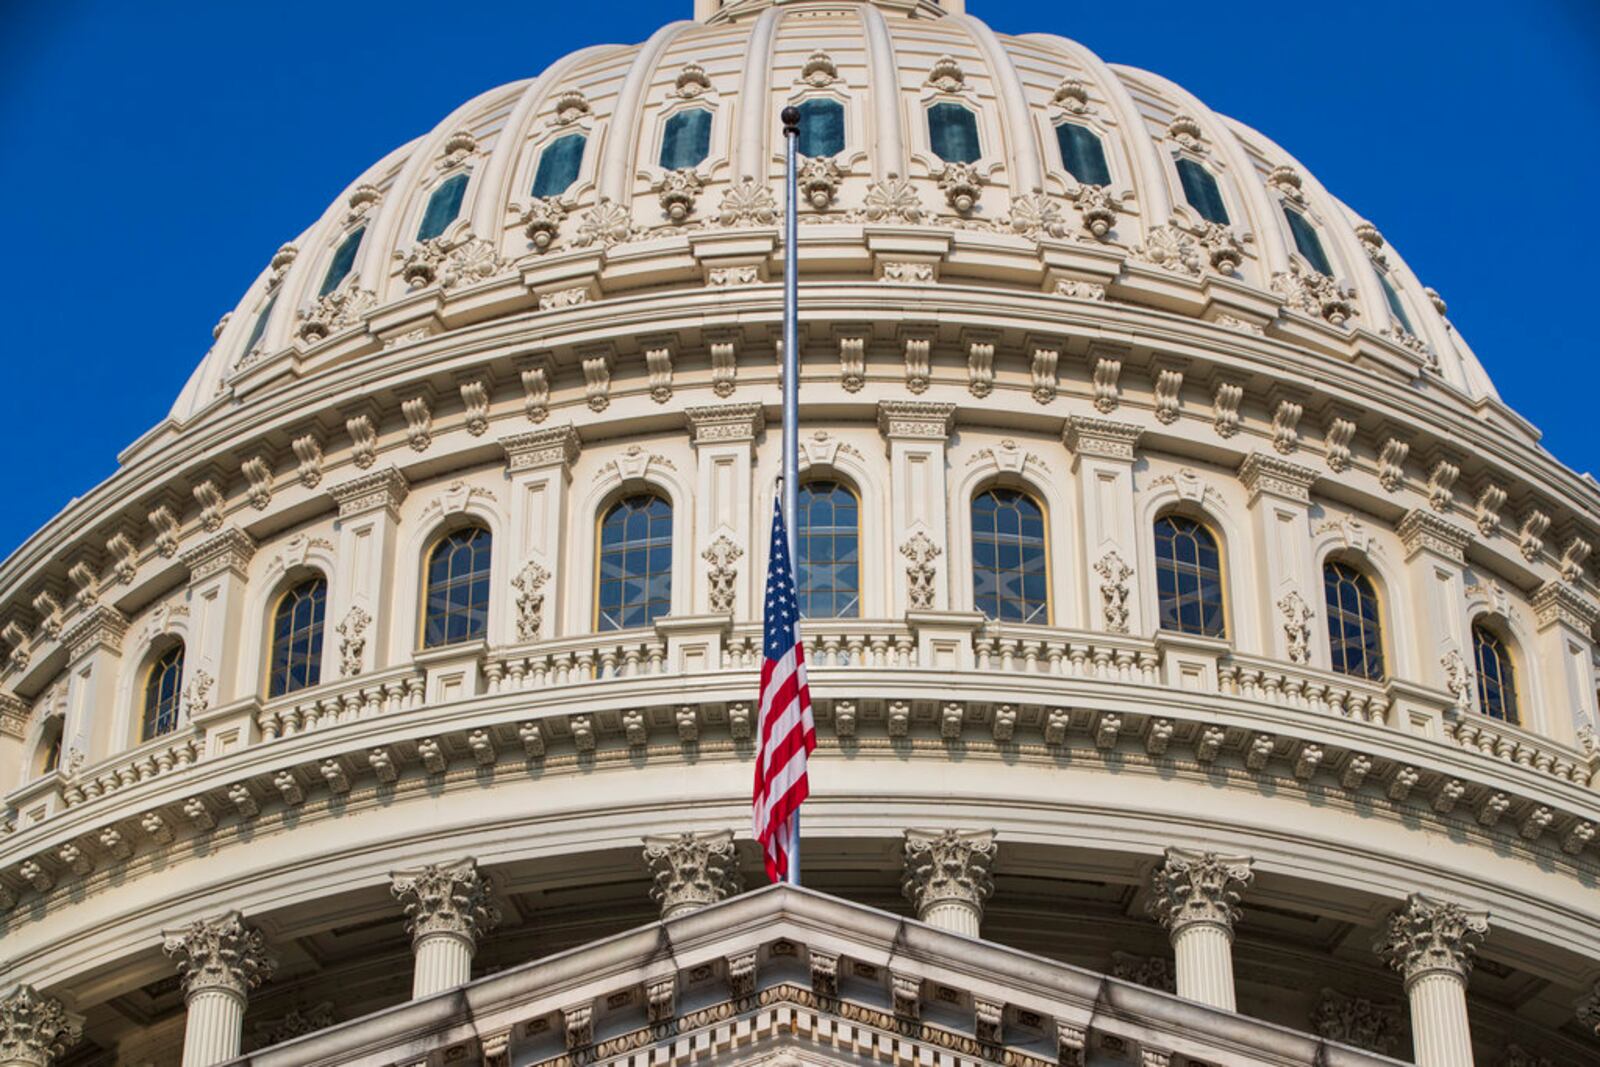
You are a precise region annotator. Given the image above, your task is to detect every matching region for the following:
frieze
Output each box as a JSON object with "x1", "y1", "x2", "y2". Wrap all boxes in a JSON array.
[
  {"x1": 684, "y1": 403, "x2": 765, "y2": 446},
  {"x1": 327, "y1": 467, "x2": 410, "y2": 519},
  {"x1": 1531, "y1": 580, "x2": 1599, "y2": 632},
  {"x1": 877, "y1": 400, "x2": 955, "y2": 441},
  {"x1": 180, "y1": 527, "x2": 258, "y2": 584},
  {"x1": 1063, "y1": 417, "x2": 1141, "y2": 461},
  {"x1": 503, "y1": 424, "x2": 581, "y2": 472},
  {"x1": 1397, "y1": 509, "x2": 1472, "y2": 563},
  {"x1": 1238, "y1": 452, "x2": 1317, "y2": 504}
]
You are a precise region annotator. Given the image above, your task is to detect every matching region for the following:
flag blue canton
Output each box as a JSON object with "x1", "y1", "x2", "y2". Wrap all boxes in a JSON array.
[{"x1": 764, "y1": 499, "x2": 800, "y2": 660}]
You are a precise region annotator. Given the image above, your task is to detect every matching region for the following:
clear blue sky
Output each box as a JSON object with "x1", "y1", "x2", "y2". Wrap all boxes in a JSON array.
[{"x1": 1, "y1": 1, "x2": 1596, "y2": 559}]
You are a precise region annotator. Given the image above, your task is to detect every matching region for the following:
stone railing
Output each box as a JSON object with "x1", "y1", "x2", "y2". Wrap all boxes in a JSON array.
[
  {"x1": 59, "y1": 729, "x2": 203, "y2": 809},
  {"x1": 484, "y1": 632, "x2": 669, "y2": 693},
  {"x1": 1444, "y1": 711, "x2": 1593, "y2": 787},
  {"x1": 1218, "y1": 654, "x2": 1393, "y2": 724},
  {"x1": 973, "y1": 626, "x2": 1161, "y2": 682},
  {"x1": 255, "y1": 665, "x2": 427, "y2": 741}
]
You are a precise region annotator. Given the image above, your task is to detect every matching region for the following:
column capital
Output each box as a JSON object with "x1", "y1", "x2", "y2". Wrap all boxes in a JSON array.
[
  {"x1": 1532, "y1": 580, "x2": 1599, "y2": 633},
  {"x1": 501, "y1": 424, "x2": 581, "y2": 472},
  {"x1": 641, "y1": 830, "x2": 743, "y2": 919},
  {"x1": 1062, "y1": 416, "x2": 1142, "y2": 462},
  {"x1": 683, "y1": 403, "x2": 766, "y2": 448},
  {"x1": 1237, "y1": 452, "x2": 1318, "y2": 504},
  {"x1": 326, "y1": 466, "x2": 410, "y2": 520},
  {"x1": 901, "y1": 828, "x2": 996, "y2": 916},
  {"x1": 1375, "y1": 893, "x2": 1489, "y2": 986},
  {"x1": 58, "y1": 604, "x2": 128, "y2": 663},
  {"x1": 179, "y1": 528, "x2": 258, "y2": 585},
  {"x1": 1396, "y1": 509, "x2": 1472, "y2": 564},
  {"x1": 1146, "y1": 847, "x2": 1253, "y2": 936},
  {"x1": 390, "y1": 858, "x2": 500, "y2": 949},
  {"x1": 161, "y1": 911, "x2": 277, "y2": 1000},
  {"x1": 0, "y1": 984, "x2": 83, "y2": 1067},
  {"x1": 877, "y1": 401, "x2": 955, "y2": 442}
]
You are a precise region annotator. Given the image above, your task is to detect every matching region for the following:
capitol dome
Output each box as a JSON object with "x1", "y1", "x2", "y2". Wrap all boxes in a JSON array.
[{"x1": 2, "y1": 2, "x2": 1598, "y2": 1065}]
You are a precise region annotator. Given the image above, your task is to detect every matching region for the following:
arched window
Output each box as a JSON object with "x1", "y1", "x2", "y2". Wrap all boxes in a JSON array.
[
  {"x1": 1281, "y1": 207, "x2": 1332, "y2": 276},
  {"x1": 1472, "y1": 622, "x2": 1519, "y2": 724},
  {"x1": 417, "y1": 173, "x2": 469, "y2": 241},
  {"x1": 971, "y1": 488, "x2": 1047, "y2": 623},
  {"x1": 142, "y1": 644, "x2": 185, "y2": 741},
  {"x1": 319, "y1": 228, "x2": 365, "y2": 297},
  {"x1": 532, "y1": 133, "x2": 586, "y2": 198},
  {"x1": 598, "y1": 495, "x2": 673, "y2": 631},
  {"x1": 797, "y1": 481, "x2": 859, "y2": 618},
  {"x1": 1375, "y1": 270, "x2": 1415, "y2": 334},
  {"x1": 1175, "y1": 158, "x2": 1229, "y2": 225},
  {"x1": 241, "y1": 293, "x2": 277, "y2": 355},
  {"x1": 1055, "y1": 123, "x2": 1111, "y2": 186},
  {"x1": 928, "y1": 102, "x2": 981, "y2": 164},
  {"x1": 1324, "y1": 562, "x2": 1384, "y2": 680},
  {"x1": 660, "y1": 109, "x2": 713, "y2": 170},
  {"x1": 796, "y1": 99, "x2": 845, "y2": 158},
  {"x1": 1154, "y1": 515, "x2": 1226, "y2": 638},
  {"x1": 423, "y1": 527, "x2": 492, "y2": 648},
  {"x1": 268, "y1": 577, "x2": 328, "y2": 698}
]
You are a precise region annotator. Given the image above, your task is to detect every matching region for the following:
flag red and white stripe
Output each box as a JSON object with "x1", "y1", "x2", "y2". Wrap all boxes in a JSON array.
[{"x1": 753, "y1": 497, "x2": 816, "y2": 883}]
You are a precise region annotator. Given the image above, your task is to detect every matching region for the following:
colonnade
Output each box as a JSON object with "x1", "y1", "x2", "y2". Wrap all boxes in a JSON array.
[{"x1": 0, "y1": 835, "x2": 1506, "y2": 1066}]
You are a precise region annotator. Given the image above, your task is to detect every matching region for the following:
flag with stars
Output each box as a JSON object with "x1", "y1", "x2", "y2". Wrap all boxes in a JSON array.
[{"x1": 753, "y1": 496, "x2": 816, "y2": 883}]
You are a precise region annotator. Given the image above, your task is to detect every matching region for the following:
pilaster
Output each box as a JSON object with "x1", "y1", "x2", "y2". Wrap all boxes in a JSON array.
[
  {"x1": 642, "y1": 830, "x2": 743, "y2": 919},
  {"x1": 1530, "y1": 581, "x2": 1600, "y2": 745},
  {"x1": 180, "y1": 528, "x2": 257, "y2": 710},
  {"x1": 685, "y1": 404, "x2": 764, "y2": 617},
  {"x1": 502, "y1": 426, "x2": 581, "y2": 642},
  {"x1": 391, "y1": 858, "x2": 500, "y2": 998},
  {"x1": 1237, "y1": 454, "x2": 1319, "y2": 664},
  {"x1": 1146, "y1": 848, "x2": 1253, "y2": 1011},
  {"x1": 55, "y1": 604, "x2": 128, "y2": 764},
  {"x1": 1396, "y1": 509, "x2": 1475, "y2": 698},
  {"x1": 326, "y1": 467, "x2": 409, "y2": 673},
  {"x1": 901, "y1": 827, "x2": 995, "y2": 937},
  {"x1": 162, "y1": 911, "x2": 276, "y2": 1067},
  {"x1": 1375, "y1": 893, "x2": 1489, "y2": 1067},
  {"x1": 1064, "y1": 417, "x2": 1143, "y2": 635},
  {"x1": 878, "y1": 402, "x2": 955, "y2": 612},
  {"x1": 0, "y1": 984, "x2": 83, "y2": 1067}
]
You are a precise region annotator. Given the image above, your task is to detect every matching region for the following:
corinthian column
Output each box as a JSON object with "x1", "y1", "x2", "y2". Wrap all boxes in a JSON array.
[
  {"x1": 643, "y1": 831, "x2": 742, "y2": 920},
  {"x1": 391, "y1": 858, "x2": 500, "y2": 999},
  {"x1": 161, "y1": 912, "x2": 276, "y2": 1067},
  {"x1": 901, "y1": 828, "x2": 996, "y2": 937},
  {"x1": 1146, "y1": 848, "x2": 1253, "y2": 1011},
  {"x1": 1376, "y1": 894, "x2": 1489, "y2": 1067},
  {"x1": 0, "y1": 984, "x2": 83, "y2": 1067}
]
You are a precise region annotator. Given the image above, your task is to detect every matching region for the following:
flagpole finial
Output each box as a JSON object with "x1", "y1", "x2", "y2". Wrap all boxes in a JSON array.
[{"x1": 781, "y1": 106, "x2": 801, "y2": 134}]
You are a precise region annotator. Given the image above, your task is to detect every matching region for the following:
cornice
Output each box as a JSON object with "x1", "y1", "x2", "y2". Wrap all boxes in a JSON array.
[
  {"x1": 1062, "y1": 416, "x2": 1142, "y2": 462},
  {"x1": 326, "y1": 466, "x2": 410, "y2": 519},
  {"x1": 877, "y1": 400, "x2": 955, "y2": 441},
  {"x1": 1237, "y1": 452, "x2": 1319, "y2": 504},
  {"x1": 683, "y1": 403, "x2": 766, "y2": 447},
  {"x1": 57, "y1": 604, "x2": 129, "y2": 662},
  {"x1": 1532, "y1": 581, "x2": 1600, "y2": 633},
  {"x1": 501, "y1": 425, "x2": 581, "y2": 472},
  {"x1": 178, "y1": 527, "x2": 257, "y2": 584},
  {"x1": 1396, "y1": 509, "x2": 1473, "y2": 564}
]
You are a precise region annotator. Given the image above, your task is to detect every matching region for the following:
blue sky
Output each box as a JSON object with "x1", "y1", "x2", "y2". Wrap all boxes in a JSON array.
[{"x1": 0, "y1": 1, "x2": 1595, "y2": 559}]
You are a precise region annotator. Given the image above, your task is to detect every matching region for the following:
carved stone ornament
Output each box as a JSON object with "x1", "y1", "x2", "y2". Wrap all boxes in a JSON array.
[
  {"x1": 512, "y1": 561, "x2": 551, "y2": 641},
  {"x1": 346, "y1": 183, "x2": 381, "y2": 225},
  {"x1": 1146, "y1": 848, "x2": 1254, "y2": 935},
  {"x1": 254, "y1": 1001, "x2": 336, "y2": 1047},
  {"x1": 182, "y1": 669, "x2": 214, "y2": 717},
  {"x1": 857, "y1": 178, "x2": 924, "y2": 224},
  {"x1": 797, "y1": 155, "x2": 845, "y2": 211},
  {"x1": 900, "y1": 532, "x2": 942, "y2": 610},
  {"x1": 1073, "y1": 183, "x2": 1117, "y2": 238},
  {"x1": 642, "y1": 830, "x2": 743, "y2": 919},
  {"x1": 438, "y1": 129, "x2": 478, "y2": 169},
  {"x1": 390, "y1": 858, "x2": 500, "y2": 949},
  {"x1": 937, "y1": 162, "x2": 983, "y2": 215},
  {"x1": 1110, "y1": 952, "x2": 1177, "y2": 993},
  {"x1": 551, "y1": 89, "x2": 590, "y2": 125},
  {"x1": 673, "y1": 63, "x2": 712, "y2": 98},
  {"x1": 574, "y1": 198, "x2": 641, "y2": 247},
  {"x1": 1195, "y1": 221, "x2": 1244, "y2": 275},
  {"x1": 399, "y1": 233, "x2": 506, "y2": 291},
  {"x1": 337, "y1": 605, "x2": 370, "y2": 677},
  {"x1": 296, "y1": 284, "x2": 377, "y2": 343},
  {"x1": 1309, "y1": 988, "x2": 1403, "y2": 1056},
  {"x1": 1375, "y1": 893, "x2": 1489, "y2": 984},
  {"x1": 800, "y1": 51, "x2": 838, "y2": 87},
  {"x1": 522, "y1": 197, "x2": 567, "y2": 252},
  {"x1": 1577, "y1": 980, "x2": 1600, "y2": 1037},
  {"x1": 1053, "y1": 78, "x2": 1091, "y2": 113},
  {"x1": 702, "y1": 535, "x2": 742, "y2": 614},
  {"x1": 1273, "y1": 259, "x2": 1355, "y2": 327},
  {"x1": 901, "y1": 828, "x2": 997, "y2": 916},
  {"x1": 1131, "y1": 222, "x2": 1204, "y2": 276},
  {"x1": 0, "y1": 984, "x2": 84, "y2": 1067},
  {"x1": 656, "y1": 168, "x2": 703, "y2": 223},
  {"x1": 1094, "y1": 550, "x2": 1133, "y2": 634},
  {"x1": 927, "y1": 55, "x2": 966, "y2": 92},
  {"x1": 1166, "y1": 114, "x2": 1205, "y2": 150},
  {"x1": 1003, "y1": 192, "x2": 1069, "y2": 240},
  {"x1": 1277, "y1": 590, "x2": 1314, "y2": 665},
  {"x1": 162, "y1": 911, "x2": 277, "y2": 999},
  {"x1": 717, "y1": 177, "x2": 778, "y2": 226}
]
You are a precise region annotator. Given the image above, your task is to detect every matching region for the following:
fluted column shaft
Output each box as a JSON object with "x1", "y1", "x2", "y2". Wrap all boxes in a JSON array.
[
  {"x1": 1406, "y1": 971, "x2": 1474, "y2": 1067},
  {"x1": 162, "y1": 912, "x2": 275, "y2": 1067},
  {"x1": 901, "y1": 828, "x2": 996, "y2": 936},
  {"x1": 411, "y1": 930, "x2": 475, "y2": 998},
  {"x1": 1376, "y1": 893, "x2": 1489, "y2": 1067},
  {"x1": 1146, "y1": 848, "x2": 1253, "y2": 1012},
  {"x1": 391, "y1": 858, "x2": 500, "y2": 1000},
  {"x1": 180, "y1": 987, "x2": 245, "y2": 1067},
  {"x1": 1170, "y1": 922, "x2": 1237, "y2": 1011}
]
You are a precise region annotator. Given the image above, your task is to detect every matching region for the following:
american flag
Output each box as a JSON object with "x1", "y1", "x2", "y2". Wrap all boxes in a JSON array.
[{"x1": 752, "y1": 496, "x2": 817, "y2": 883}]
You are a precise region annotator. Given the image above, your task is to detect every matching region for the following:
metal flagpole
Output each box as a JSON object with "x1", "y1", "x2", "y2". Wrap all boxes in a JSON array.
[{"x1": 780, "y1": 104, "x2": 802, "y2": 887}]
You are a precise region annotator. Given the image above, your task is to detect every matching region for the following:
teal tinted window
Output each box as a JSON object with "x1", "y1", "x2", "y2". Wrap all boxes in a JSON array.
[
  {"x1": 1376, "y1": 270, "x2": 1415, "y2": 334},
  {"x1": 660, "y1": 109, "x2": 713, "y2": 170},
  {"x1": 242, "y1": 294, "x2": 277, "y2": 353},
  {"x1": 797, "y1": 481, "x2": 859, "y2": 619},
  {"x1": 928, "y1": 102, "x2": 981, "y2": 164},
  {"x1": 796, "y1": 98, "x2": 845, "y2": 158},
  {"x1": 1282, "y1": 208, "x2": 1333, "y2": 275},
  {"x1": 1154, "y1": 515, "x2": 1226, "y2": 638},
  {"x1": 598, "y1": 495, "x2": 673, "y2": 631},
  {"x1": 971, "y1": 488, "x2": 1048, "y2": 623},
  {"x1": 1175, "y1": 158, "x2": 1229, "y2": 224},
  {"x1": 532, "y1": 134, "x2": 586, "y2": 198},
  {"x1": 1055, "y1": 123, "x2": 1111, "y2": 186},
  {"x1": 417, "y1": 173, "x2": 469, "y2": 241},
  {"x1": 319, "y1": 228, "x2": 364, "y2": 297}
]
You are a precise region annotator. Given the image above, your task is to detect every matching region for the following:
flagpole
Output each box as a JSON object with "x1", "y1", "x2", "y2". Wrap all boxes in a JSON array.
[{"x1": 780, "y1": 104, "x2": 802, "y2": 887}]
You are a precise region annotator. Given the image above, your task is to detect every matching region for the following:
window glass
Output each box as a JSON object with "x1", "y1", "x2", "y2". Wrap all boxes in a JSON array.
[
  {"x1": 1472, "y1": 623, "x2": 1519, "y2": 724},
  {"x1": 971, "y1": 488, "x2": 1048, "y2": 623},
  {"x1": 319, "y1": 228, "x2": 365, "y2": 297},
  {"x1": 532, "y1": 133, "x2": 586, "y2": 198},
  {"x1": 660, "y1": 109, "x2": 713, "y2": 170},
  {"x1": 242, "y1": 294, "x2": 277, "y2": 354},
  {"x1": 1175, "y1": 158, "x2": 1229, "y2": 225},
  {"x1": 796, "y1": 98, "x2": 845, "y2": 158},
  {"x1": 797, "y1": 482, "x2": 859, "y2": 618},
  {"x1": 1055, "y1": 123, "x2": 1111, "y2": 186},
  {"x1": 1281, "y1": 207, "x2": 1332, "y2": 275},
  {"x1": 417, "y1": 173, "x2": 469, "y2": 241},
  {"x1": 424, "y1": 527, "x2": 492, "y2": 647},
  {"x1": 1324, "y1": 562, "x2": 1384, "y2": 680},
  {"x1": 142, "y1": 644, "x2": 185, "y2": 741},
  {"x1": 598, "y1": 495, "x2": 673, "y2": 631},
  {"x1": 1154, "y1": 515, "x2": 1226, "y2": 637},
  {"x1": 928, "y1": 102, "x2": 981, "y2": 164},
  {"x1": 1376, "y1": 270, "x2": 1415, "y2": 334},
  {"x1": 269, "y1": 578, "x2": 327, "y2": 697}
]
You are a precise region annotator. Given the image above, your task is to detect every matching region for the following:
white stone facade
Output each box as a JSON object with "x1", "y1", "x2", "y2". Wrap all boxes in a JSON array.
[{"x1": 1, "y1": 1, "x2": 1597, "y2": 1064}]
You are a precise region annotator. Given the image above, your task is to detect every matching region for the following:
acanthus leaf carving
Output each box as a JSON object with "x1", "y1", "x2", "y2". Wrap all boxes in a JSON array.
[
  {"x1": 1073, "y1": 183, "x2": 1117, "y2": 238},
  {"x1": 390, "y1": 858, "x2": 500, "y2": 949},
  {"x1": 656, "y1": 169, "x2": 703, "y2": 224},
  {"x1": 798, "y1": 156, "x2": 845, "y2": 211},
  {"x1": 855, "y1": 178, "x2": 924, "y2": 224},
  {"x1": 1278, "y1": 589, "x2": 1314, "y2": 665},
  {"x1": 291, "y1": 434, "x2": 324, "y2": 488},
  {"x1": 900, "y1": 532, "x2": 942, "y2": 610},
  {"x1": 574, "y1": 198, "x2": 641, "y2": 248},
  {"x1": 1309, "y1": 988, "x2": 1403, "y2": 1056},
  {"x1": 1093, "y1": 549, "x2": 1133, "y2": 634},
  {"x1": 162, "y1": 911, "x2": 277, "y2": 999},
  {"x1": 459, "y1": 380, "x2": 490, "y2": 437},
  {"x1": 1147, "y1": 848, "x2": 1253, "y2": 934},
  {"x1": 901, "y1": 828, "x2": 996, "y2": 917},
  {"x1": 717, "y1": 177, "x2": 778, "y2": 226},
  {"x1": 522, "y1": 197, "x2": 567, "y2": 252},
  {"x1": 642, "y1": 830, "x2": 742, "y2": 919},
  {"x1": 337, "y1": 605, "x2": 371, "y2": 677},
  {"x1": 1272, "y1": 259, "x2": 1356, "y2": 327},
  {"x1": 296, "y1": 284, "x2": 377, "y2": 343},
  {"x1": 702, "y1": 535, "x2": 742, "y2": 614},
  {"x1": 0, "y1": 984, "x2": 84, "y2": 1066},
  {"x1": 1375, "y1": 893, "x2": 1489, "y2": 983},
  {"x1": 346, "y1": 413, "x2": 378, "y2": 469},
  {"x1": 512, "y1": 561, "x2": 551, "y2": 641}
]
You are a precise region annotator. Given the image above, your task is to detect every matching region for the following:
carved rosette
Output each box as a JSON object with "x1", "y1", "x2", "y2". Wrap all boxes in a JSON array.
[
  {"x1": 642, "y1": 830, "x2": 743, "y2": 919},
  {"x1": 1146, "y1": 848, "x2": 1254, "y2": 937},
  {"x1": 899, "y1": 532, "x2": 941, "y2": 610},
  {"x1": 1376, "y1": 893, "x2": 1489, "y2": 986},
  {"x1": 390, "y1": 858, "x2": 501, "y2": 950},
  {"x1": 161, "y1": 911, "x2": 277, "y2": 1001},
  {"x1": 717, "y1": 178, "x2": 778, "y2": 226},
  {"x1": 901, "y1": 828, "x2": 997, "y2": 920},
  {"x1": 296, "y1": 285, "x2": 377, "y2": 343},
  {"x1": 1273, "y1": 260, "x2": 1356, "y2": 327},
  {"x1": 0, "y1": 985, "x2": 83, "y2": 1067}
]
